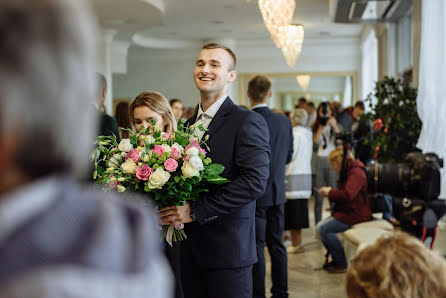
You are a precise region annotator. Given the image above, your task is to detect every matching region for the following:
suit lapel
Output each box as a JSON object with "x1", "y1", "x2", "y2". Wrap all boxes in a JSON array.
[{"x1": 202, "y1": 97, "x2": 233, "y2": 141}]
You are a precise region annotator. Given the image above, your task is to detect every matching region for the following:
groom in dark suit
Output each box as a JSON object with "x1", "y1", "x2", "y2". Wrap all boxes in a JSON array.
[
  {"x1": 160, "y1": 43, "x2": 270, "y2": 298},
  {"x1": 248, "y1": 76, "x2": 293, "y2": 298}
]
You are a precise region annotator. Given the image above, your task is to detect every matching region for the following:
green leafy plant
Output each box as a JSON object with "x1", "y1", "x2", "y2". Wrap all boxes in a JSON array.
[{"x1": 362, "y1": 76, "x2": 421, "y2": 163}]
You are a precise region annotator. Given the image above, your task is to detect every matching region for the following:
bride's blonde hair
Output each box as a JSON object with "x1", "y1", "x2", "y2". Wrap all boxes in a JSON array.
[{"x1": 130, "y1": 91, "x2": 177, "y2": 133}]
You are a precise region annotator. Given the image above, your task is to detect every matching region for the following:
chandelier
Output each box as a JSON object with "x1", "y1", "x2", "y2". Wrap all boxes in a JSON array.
[
  {"x1": 296, "y1": 75, "x2": 311, "y2": 91},
  {"x1": 258, "y1": 0, "x2": 295, "y2": 47},
  {"x1": 280, "y1": 24, "x2": 304, "y2": 68}
]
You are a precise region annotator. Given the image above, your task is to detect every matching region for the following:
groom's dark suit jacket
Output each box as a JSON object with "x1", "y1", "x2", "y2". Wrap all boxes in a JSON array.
[{"x1": 183, "y1": 97, "x2": 270, "y2": 269}]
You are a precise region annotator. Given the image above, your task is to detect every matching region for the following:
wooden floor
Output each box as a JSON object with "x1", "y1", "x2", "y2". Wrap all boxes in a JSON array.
[{"x1": 264, "y1": 197, "x2": 347, "y2": 298}]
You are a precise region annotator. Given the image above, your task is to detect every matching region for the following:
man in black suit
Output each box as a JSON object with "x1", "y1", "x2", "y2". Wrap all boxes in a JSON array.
[
  {"x1": 96, "y1": 73, "x2": 120, "y2": 141},
  {"x1": 160, "y1": 43, "x2": 270, "y2": 298},
  {"x1": 248, "y1": 75, "x2": 293, "y2": 298}
]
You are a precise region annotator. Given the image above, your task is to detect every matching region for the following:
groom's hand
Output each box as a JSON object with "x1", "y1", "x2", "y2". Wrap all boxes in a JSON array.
[{"x1": 159, "y1": 203, "x2": 194, "y2": 225}]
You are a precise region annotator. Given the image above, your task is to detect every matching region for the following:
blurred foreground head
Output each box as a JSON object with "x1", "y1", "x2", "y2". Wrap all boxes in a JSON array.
[
  {"x1": 346, "y1": 232, "x2": 446, "y2": 298},
  {"x1": 0, "y1": 0, "x2": 98, "y2": 186}
]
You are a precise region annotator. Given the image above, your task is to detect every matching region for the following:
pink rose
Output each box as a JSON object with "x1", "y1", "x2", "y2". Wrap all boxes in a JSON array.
[
  {"x1": 164, "y1": 158, "x2": 178, "y2": 172},
  {"x1": 106, "y1": 174, "x2": 119, "y2": 188},
  {"x1": 198, "y1": 146, "x2": 206, "y2": 156},
  {"x1": 190, "y1": 139, "x2": 199, "y2": 147},
  {"x1": 171, "y1": 147, "x2": 182, "y2": 160},
  {"x1": 126, "y1": 149, "x2": 141, "y2": 163},
  {"x1": 136, "y1": 163, "x2": 153, "y2": 181},
  {"x1": 163, "y1": 133, "x2": 174, "y2": 140},
  {"x1": 152, "y1": 145, "x2": 165, "y2": 157}
]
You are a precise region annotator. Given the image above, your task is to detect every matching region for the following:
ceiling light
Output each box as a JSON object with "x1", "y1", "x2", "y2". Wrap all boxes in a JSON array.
[
  {"x1": 258, "y1": 0, "x2": 295, "y2": 47},
  {"x1": 296, "y1": 75, "x2": 311, "y2": 91},
  {"x1": 279, "y1": 24, "x2": 304, "y2": 68}
]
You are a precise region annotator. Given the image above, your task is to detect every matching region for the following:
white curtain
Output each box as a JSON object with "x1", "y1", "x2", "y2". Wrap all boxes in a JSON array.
[
  {"x1": 342, "y1": 76, "x2": 352, "y2": 107},
  {"x1": 361, "y1": 29, "x2": 378, "y2": 111},
  {"x1": 417, "y1": 0, "x2": 446, "y2": 199}
]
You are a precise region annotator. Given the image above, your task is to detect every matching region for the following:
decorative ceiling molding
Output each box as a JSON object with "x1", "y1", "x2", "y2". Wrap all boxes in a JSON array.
[
  {"x1": 132, "y1": 35, "x2": 201, "y2": 49},
  {"x1": 91, "y1": 0, "x2": 166, "y2": 40}
]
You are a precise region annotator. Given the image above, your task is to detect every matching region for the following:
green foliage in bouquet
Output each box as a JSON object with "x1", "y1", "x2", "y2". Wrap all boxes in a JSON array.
[{"x1": 362, "y1": 76, "x2": 421, "y2": 163}]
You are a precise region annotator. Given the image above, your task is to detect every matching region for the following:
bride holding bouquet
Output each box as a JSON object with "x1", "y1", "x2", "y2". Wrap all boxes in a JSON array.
[{"x1": 129, "y1": 91, "x2": 184, "y2": 298}]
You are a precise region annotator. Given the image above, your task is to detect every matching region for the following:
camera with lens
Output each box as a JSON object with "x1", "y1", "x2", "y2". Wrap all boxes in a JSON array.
[
  {"x1": 335, "y1": 132, "x2": 446, "y2": 246},
  {"x1": 318, "y1": 102, "x2": 330, "y2": 126},
  {"x1": 365, "y1": 152, "x2": 446, "y2": 246}
]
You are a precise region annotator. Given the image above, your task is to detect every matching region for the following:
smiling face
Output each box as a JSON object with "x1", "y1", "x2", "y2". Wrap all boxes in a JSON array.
[
  {"x1": 193, "y1": 48, "x2": 236, "y2": 100},
  {"x1": 132, "y1": 106, "x2": 165, "y2": 133}
]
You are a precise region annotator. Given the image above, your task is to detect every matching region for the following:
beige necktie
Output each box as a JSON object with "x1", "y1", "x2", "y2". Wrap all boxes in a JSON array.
[{"x1": 195, "y1": 113, "x2": 211, "y2": 140}]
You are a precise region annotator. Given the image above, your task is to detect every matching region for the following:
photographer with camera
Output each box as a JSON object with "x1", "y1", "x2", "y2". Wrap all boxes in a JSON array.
[
  {"x1": 316, "y1": 146, "x2": 372, "y2": 273},
  {"x1": 312, "y1": 102, "x2": 342, "y2": 224}
]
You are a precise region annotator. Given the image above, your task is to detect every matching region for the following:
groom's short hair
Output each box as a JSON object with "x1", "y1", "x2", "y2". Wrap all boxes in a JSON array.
[
  {"x1": 248, "y1": 75, "x2": 271, "y2": 103},
  {"x1": 202, "y1": 43, "x2": 237, "y2": 71}
]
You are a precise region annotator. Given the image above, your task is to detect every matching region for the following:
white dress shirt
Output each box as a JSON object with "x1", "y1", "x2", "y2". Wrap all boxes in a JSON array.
[
  {"x1": 250, "y1": 103, "x2": 268, "y2": 110},
  {"x1": 194, "y1": 94, "x2": 227, "y2": 140}
]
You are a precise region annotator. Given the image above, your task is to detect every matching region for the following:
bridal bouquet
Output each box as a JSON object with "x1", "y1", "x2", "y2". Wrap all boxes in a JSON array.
[{"x1": 91, "y1": 120, "x2": 228, "y2": 244}]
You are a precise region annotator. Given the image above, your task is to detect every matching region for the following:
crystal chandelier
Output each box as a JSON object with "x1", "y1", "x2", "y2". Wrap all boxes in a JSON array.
[
  {"x1": 296, "y1": 75, "x2": 311, "y2": 91},
  {"x1": 280, "y1": 24, "x2": 304, "y2": 68},
  {"x1": 258, "y1": 0, "x2": 295, "y2": 47}
]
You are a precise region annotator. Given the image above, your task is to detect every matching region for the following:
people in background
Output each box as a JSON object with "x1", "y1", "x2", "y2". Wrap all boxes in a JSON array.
[
  {"x1": 296, "y1": 97, "x2": 307, "y2": 109},
  {"x1": 284, "y1": 108, "x2": 313, "y2": 254},
  {"x1": 115, "y1": 101, "x2": 132, "y2": 139},
  {"x1": 169, "y1": 98, "x2": 184, "y2": 122},
  {"x1": 96, "y1": 73, "x2": 121, "y2": 142},
  {"x1": 346, "y1": 232, "x2": 446, "y2": 297},
  {"x1": 336, "y1": 101, "x2": 365, "y2": 134},
  {"x1": 0, "y1": 0, "x2": 171, "y2": 297},
  {"x1": 182, "y1": 106, "x2": 196, "y2": 119},
  {"x1": 248, "y1": 75, "x2": 293, "y2": 298},
  {"x1": 305, "y1": 101, "x2": 317, "y2": 127},
  {"x1": 312, "y1": 102, "x2": 341, "y2": 224},
  {"x1": 316, "y1": 146, "x2": 371, "y2": 273},
  {"x1": 330, "y1": 101, "x2": 343, "y2": 120}
]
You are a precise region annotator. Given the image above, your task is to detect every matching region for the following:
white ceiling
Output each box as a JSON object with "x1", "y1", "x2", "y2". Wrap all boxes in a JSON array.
[{"x1": 91, "y1": 0, "x2": 363, "y2": 49}]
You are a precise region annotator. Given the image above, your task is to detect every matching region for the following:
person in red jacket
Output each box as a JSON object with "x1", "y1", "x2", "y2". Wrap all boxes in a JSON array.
[{"x1": 316, "y1": 146, "x2": 372, "y2": 273}]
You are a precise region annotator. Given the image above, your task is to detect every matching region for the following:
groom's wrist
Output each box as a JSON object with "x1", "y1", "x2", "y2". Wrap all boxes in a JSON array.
[{"x1": 189, "y1": 205, "x2": 197, "y2": 222}]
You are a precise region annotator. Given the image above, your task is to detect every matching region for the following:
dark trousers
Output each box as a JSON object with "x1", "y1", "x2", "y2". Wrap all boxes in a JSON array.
[
  {"x1": 253, "y1": 204, "x2": 288, "y2": 298},
  {"x1": 181, "y1": 261, "x2": 253, "y2": 298}
]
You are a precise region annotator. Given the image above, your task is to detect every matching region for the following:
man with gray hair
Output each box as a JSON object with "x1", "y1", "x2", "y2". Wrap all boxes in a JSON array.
[{"x1": 0, "y1": 1, "x2": 171, "y2": 297}]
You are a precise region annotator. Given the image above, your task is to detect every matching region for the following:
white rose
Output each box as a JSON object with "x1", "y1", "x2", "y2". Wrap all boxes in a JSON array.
[
  {"x1": 121, "y1": 159, "x2": 137, "y2": 175},
  {"x1": 162, "y1": 144, "x2": 172, "y2": 154},
  {"x1": 147, "y1": 167, "x2": 171, "y2": 189},
  {"x1": 189, "y1": 155, "x2": 204, "y2": 171},
  {"x1": 145, "y1": 135, "x2": 156, "y2": 144},
  {"x1": 118, "y1": 138, "x2": 133, "y2": 152},
  {"x1": 181, "y1": 161, "x2": 200, "y2": 178},
  {"x1": 107, "y1": 154, "x2": 122, "y2": 169},
  {"x1": 186, "y1": 146, "x2": 199, "y2": 157},
  {"x1": 171, "y1": 142, "x2": 184, "y2": 153},
  {"x1": 142, "y1": 152, "x2": 151, "y2": 163}
]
